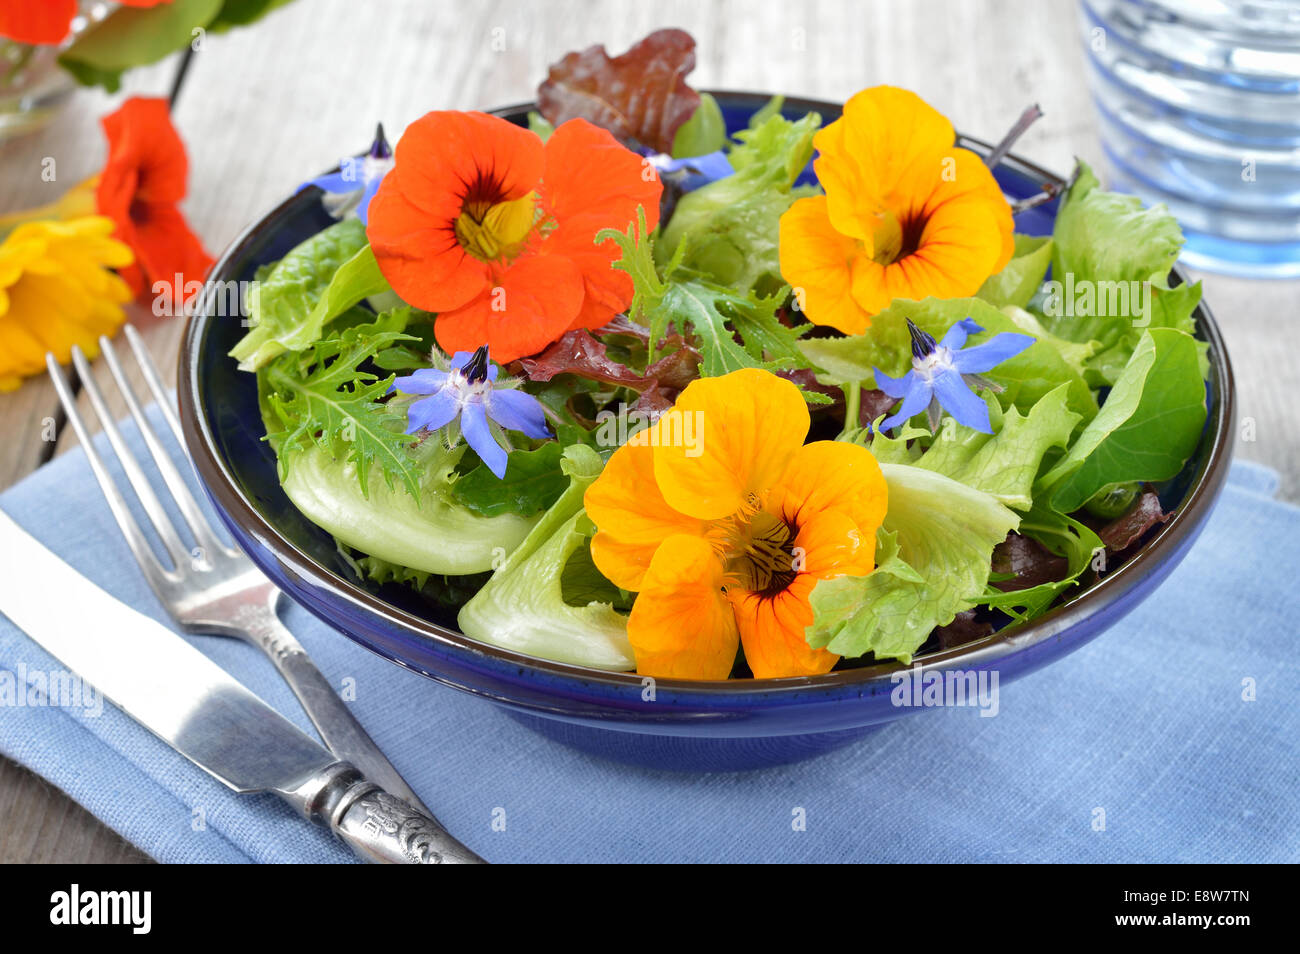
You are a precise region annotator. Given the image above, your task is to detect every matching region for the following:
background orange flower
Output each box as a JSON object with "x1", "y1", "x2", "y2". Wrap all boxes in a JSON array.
[
  {"x1": 367, "y1": 110, "x2": 661, "y2": 363},
  {"x1": 0, "y1": 0, "x2": 172, "y2": 45},
  {"x1": 95, "y1": 96, "x2": 212, "y2": 310}
]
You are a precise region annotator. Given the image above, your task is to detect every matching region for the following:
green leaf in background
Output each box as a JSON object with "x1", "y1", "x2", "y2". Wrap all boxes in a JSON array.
[
  {"x1": 658, "y1": 111, "x2": 820, "y2": 291},
  {"x1": 1038, "y1": 328, "x2": 1207, "y2": 514},
  {"x1": 806, "y1": 462, "x2": 1019, "y2": 663},
  {"x1": 59, "y1": 0, "x2": 223, "y2": 92},
  {"x1": 800, "y1": 297, "x2": 1098, "y2": 424},
  {"x1": 913, "y1": 384, "x2": 1080, "y2": 510},
  {"x1": 977, "y1": 234, "x2": 1054, "y2": 309},
  {"x1": 208, "y1": 0, "x2": 297, "y2": 31},
  {"x1": 670, "y1": 91, "x2": 726, "y2": 157},
  {"x1": 452, "y1": 441, "x2": 569, "y2": 518},
  {"x1": 231, "y1": 219, "x2": 375, "y2": 370},
  {"x1": 526, "y1": 110, "x2": 555, "y2": 142},
  {"x1": 458, "y1": 446, "x2": 635, "y2": 671},
  {"x1": 1038, "y1": 161, "x2": 1202, "y2": 384}
]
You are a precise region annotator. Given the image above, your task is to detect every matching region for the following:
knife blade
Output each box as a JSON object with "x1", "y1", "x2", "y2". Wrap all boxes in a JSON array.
[{"x1": 0, "y1": 507, "x2": 483, "y2": 864}]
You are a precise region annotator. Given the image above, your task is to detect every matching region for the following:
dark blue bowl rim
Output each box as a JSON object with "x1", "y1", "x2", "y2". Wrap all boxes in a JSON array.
[{"x1": 178, "y1": 91, "x2": 1236, "y2": 699}]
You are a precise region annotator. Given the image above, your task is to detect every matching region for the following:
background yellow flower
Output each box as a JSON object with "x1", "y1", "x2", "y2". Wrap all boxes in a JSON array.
[{"x1": 0, "y1": 215, "x2": 133, "y2": 391}]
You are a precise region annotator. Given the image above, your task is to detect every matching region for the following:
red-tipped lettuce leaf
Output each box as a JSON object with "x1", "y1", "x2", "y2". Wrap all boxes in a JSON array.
[{"x1": 537, "y1": 28, "x2": 700, "y2": 153}]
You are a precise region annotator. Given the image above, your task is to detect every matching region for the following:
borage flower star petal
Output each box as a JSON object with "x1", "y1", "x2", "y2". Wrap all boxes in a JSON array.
[
  {"x1": 391, "y1": 345, "x2": 551, "y2": 479},
  {"x1": 366, "y1": 110, "x2": 662, "y2": 363},
  {"x1": 779, "y1": 85, "x2": 1015, "y2": 334},
  {"x1": 299, "y1": 123, "x2": 393, "y2": 225},
  {"x1": 585, "y1": 369, "x2": 889, "y2": 680},
  {"x1": 874, "y1": 318, "x2": 1033, "y2": 434}
]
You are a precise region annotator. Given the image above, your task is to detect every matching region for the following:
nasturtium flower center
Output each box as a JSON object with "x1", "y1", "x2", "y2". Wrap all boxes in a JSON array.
[
  {"x1": 718, "y1": 502, "x2": 800, "y2": 597},
  {"x1": 869, "y1": 208, "x2": 905, "y2": 265},
  {"x1": 454, "y1": 191, "x2": 538, "y2": 263}
]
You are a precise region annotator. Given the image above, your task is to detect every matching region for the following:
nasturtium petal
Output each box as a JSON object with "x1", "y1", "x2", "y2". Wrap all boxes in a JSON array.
[{"x1": 652, "y1": 368, "x2": 810, "y2": 521}]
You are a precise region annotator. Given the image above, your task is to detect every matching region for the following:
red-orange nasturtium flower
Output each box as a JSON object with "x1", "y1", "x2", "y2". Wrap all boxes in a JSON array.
[
  {"x1": 584, "y1": 369, "x2": 889, "y2": 680},
  {"x1": 780, "y1": 86, "x2": 1014, "y2": 335},
  {"x1": 366, "y1": 111, "x2": 662, "y2": 363},
  {"x1": 0, "y1": 0, "x2": 172, "y2": 46},
  {"x1": 95, "y1": 96, "x2": 212, "y2": 312}
]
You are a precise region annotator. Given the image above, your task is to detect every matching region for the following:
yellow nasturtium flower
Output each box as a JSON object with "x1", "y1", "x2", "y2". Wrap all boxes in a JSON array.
[
  {"x1": 780, "y1": 86, "x2": 1015, "y2": 335},
  {"x1": 584, "y1": 369, "x2": 889, "y2": 680},
  {"x1": 0, "y1": 215, "x2": 133, "y2": 391}
]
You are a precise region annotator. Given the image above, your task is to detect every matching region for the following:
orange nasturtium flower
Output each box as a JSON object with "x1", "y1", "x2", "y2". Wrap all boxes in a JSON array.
[
  {"x1": 780, "y1": 86, "x2": 1014, "y2": 335},
  {"x1": 96, "y1": 97, "x2": 213, "y2": 311},
  {"x1": 0, "y1": 0, "x2": 173, "y2": 46},
  {"x1": 366, "y1": 111, "x2": 662, "y2": 364},
  {"x1": 585, "y1": 369, "x2": 889, "y2": 680}
]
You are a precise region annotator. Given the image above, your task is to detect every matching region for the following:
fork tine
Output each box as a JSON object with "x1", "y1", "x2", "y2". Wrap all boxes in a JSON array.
[
  {"x1": 46, "y1": 354, "x2": 172, "y2": 584},
  {"x1": 124, "y1": 324, "x2": 186, "y2": 449},
  {"x1": 98, "y1": 334, "x2": 229, "y2": 561},
  {"x1": 69, "y1": 345, "x2": 191, "y2": 570}
]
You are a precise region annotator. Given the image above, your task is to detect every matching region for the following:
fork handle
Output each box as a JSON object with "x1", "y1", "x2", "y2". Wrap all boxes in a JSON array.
[{"x1": 243, "y1": 610, "x2": 434, "y2": 817}]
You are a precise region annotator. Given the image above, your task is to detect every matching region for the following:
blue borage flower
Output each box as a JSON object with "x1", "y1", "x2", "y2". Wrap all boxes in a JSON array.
[
  {"x1": 874, "y1": 318, "x2": 1034, "y2": 434},
  {"x1": 645, "y1": 149, "x2": 733, "y2": 192},
  {"x1": 391, "y1": 345, "x2": 552, "y2": 479},
  {"x1": 299, "y1": 123, "x2": 393, "y2": 225}
]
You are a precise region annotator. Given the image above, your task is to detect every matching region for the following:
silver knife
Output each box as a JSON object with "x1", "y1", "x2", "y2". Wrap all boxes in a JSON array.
[{"x1": 0, "y1": 508, "x2": 484, "y2": 864}]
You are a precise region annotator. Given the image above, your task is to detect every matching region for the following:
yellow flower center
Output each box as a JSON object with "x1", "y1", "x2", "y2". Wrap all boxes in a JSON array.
[
  {"x1": 869, "y1": 207, "x2": 905, "y2": 265},
  {"x1": 714, "y1": 496, "x2": 800, "y2": 596},
  {"x1": 454, "y1": 192, "x2": 537, "y2": 262}
]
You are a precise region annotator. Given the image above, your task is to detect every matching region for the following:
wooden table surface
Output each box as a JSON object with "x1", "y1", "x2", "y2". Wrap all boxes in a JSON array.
[{"x1": 1, "y1": 0, "x2": 1295, "y2": 863}]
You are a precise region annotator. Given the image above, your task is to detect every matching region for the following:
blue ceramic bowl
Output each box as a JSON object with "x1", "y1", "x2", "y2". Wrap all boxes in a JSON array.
[{"x1": 179, "y1": 93, "x2": 1235, "y2": 771}]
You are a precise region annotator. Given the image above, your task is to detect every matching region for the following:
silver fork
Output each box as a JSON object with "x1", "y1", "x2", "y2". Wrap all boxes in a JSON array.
[{"x1": 45, "y1": 326, "x2": 431, "y2": 817}]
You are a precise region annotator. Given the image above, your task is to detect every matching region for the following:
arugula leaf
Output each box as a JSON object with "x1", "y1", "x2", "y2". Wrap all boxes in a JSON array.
[
  {"x1": 58, "y1": 0, "x2": 222, "y2": 92},
  {"x1": 458, "y1": 446, "x2": 635, "y2": 670},
  {"x1": 658, "y1": 111, "x2": 820, "y2": 291},
  {"x1": 452, "y1": 442, "x2": 569, "y2": 518},
  {"x1": 977, "y1": 234, "x2": 1054, "y2": 309},
  {"x1": 598, "y1": 207, "x2": 812, "y2": 380},
  {"x1": 1038, "y1": 328, "x2": 1208, "y2": 513},
  {"x1": 262, "y1": 312, "x2": 420, "y2": 499},
  {"x1": 231, "y1": 219, "x2": 376, "y2": 370},
  {"x1": 806, "y1": 463, "x2": 1020, "y2": 663}
]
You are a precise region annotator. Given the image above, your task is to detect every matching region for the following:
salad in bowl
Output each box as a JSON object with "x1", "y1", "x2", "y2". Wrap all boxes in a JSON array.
[{"x1": 197, "y1": 29, "x2": 1221, "y2": 730}]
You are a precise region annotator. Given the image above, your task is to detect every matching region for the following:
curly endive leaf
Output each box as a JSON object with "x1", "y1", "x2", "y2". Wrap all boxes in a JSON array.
[{"x1": 261, "y1": 313, "x2": 420, "y2": 499}]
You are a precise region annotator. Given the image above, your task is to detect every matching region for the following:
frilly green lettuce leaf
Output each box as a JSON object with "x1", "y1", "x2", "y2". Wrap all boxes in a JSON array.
[
  {"x1": 1038, "y1": 328, "x2": 1207, "y2": 514},
  {"x1": 458, "y1": 446, "x2": 635, "y2": 670},
  {"x1": 977, "y1": 234, "x2": 1054, "y2": 309},
  {"x1": 280, "y1": 442, "x2": 536, "y2": 576},
  {"x1": 657, "y1": 111, "x2": 820, "y2": 291},
  {"x1": 231, "y1": 220, "x2": 386, "y2": 370},
  {"x1": 800, "y1": 297, "x2": 1098, "y2": 423},
  {"x1": 912, "y1": 384, "x2": 1080, "y2": 510},
  {"x1": 1038, "y1": 161, "x2": 1203, "y2": 384},
  {"x1": 806, "y1": 462, "x2": 1020, "y2": 663}
]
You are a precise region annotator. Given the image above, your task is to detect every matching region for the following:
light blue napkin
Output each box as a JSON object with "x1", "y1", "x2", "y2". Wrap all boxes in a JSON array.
[{"x1": 0, "y1": 405, "x2": 1296, "y2": 863}]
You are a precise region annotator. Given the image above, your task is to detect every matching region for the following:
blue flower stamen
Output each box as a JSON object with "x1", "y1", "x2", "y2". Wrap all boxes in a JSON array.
[{"x1": 390, "y1": 346, "x2": 551, "y2": 479}]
